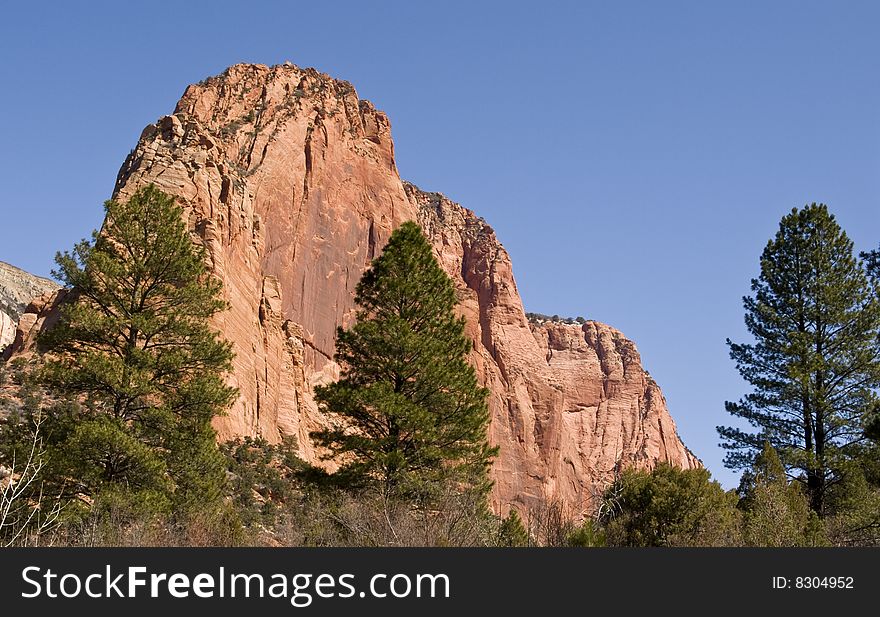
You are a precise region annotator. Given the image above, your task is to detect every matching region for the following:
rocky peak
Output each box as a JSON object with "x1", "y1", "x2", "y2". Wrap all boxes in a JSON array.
[{"x1": 5, "y1": 63, "x2": 699, "y2": 514}]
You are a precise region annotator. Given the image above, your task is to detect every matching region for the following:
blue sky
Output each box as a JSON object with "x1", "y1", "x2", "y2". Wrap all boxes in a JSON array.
[{"x1": 2, "y1": 1, "x2": 879, "y2": 487}]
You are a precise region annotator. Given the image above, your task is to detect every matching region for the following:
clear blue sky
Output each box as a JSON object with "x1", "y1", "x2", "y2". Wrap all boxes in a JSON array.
[{"x1": 2, "y1": 1, "x2": 879, "y2": 487}]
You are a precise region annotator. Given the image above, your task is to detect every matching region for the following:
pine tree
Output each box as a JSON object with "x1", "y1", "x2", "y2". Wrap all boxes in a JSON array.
[
  {"x1": 739, "y1": 443, "x2": 825, "y2": 546},
  {"x1": 38, "y1": 184, "x2": 236, "y2": 514},
  {"x1": 862, "y1": 245, "x2": 879, "y2": 281},
  {"x1": 861, "y1": 244, "x2": 880, "y2": 442},
  {"x1": 719, "y1": 204, "x2": 880, "y2": 515},
  {"x1": 496, "y1": 509, "x2": 529, "y2": 547},
  {"x1": 312, "y1": 221, "x2": 496, "y2": 504}
]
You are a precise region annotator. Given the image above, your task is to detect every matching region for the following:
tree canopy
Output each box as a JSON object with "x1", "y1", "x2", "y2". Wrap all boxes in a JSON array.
[
  {"x1": 312, "y1": 221, "x2": 496, "y2": 504},
  {"x1": 37, "y1": 184, "x2": 236, "y2": 514},
  {"x1": 719, "y1": 204, "x2": 880, "y2": 515}
]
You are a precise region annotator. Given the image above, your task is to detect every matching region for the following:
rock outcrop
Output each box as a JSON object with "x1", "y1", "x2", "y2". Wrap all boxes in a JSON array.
[
  {"x1": 410, "y1": 186, "x2": 699, "y2": 512},
  {"x1": 6, "y1": 63, "x2": 699, "y2": 514},
  {"x1": 0, "y1": 261, "x2": 59, "y2": 353}
]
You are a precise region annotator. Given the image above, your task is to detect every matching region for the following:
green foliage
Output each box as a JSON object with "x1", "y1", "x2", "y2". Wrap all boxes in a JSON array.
[
  {"x1": 738, "y1": 443, "x2": 826, "y2": 546},
  {"x1": 218, "y1": 431, "x2": 498, "y2": 546},
  {"x1": 863, "y1": 246, "x2": 880, "y2": 445},
  {"x1": 35, "y1": 184, "x2": 237, "y2": 518},
  {"x1": 222, "y1": 436, "x2": 302, "y2": 528},
  {"x1": 821, "y1": 457, "x2": 880, "y2": 546},
  {"x1": 862, "y1": 244, "x2": 879, "y2": 281},
  {"x1": 496, "y1": 509, "x2": 529, "y2": 547},
  {"x1": 719, "y1": 204, "x2": 880, "y2": 515},
  {"x1": 312, "y1": 221, "x2": 497, "y2": 504},
  {"x1": 524, "y1": 312, "x2": 587, "y2": 325},
  {"x1": 523, "y1": 499, "x2": 605, "y2": 547},
  {"x1": 267, "y1": 485, "x2": 497, "y2": 547},
  {"x1": 563, "y1": 519, "x2": 605, "y2": 547},
  {"x1": 0, "y1": 359, "x2": 41, "y2": 421},
  {"x1": 864, "y1": 401, "x2": 880, "y2": 443},
  {"x1": 601, "y1": 464, "x2": 742, "y2": 547}
]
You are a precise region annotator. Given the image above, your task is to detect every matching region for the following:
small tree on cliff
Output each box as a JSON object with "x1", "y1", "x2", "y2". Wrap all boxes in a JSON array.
[
  {"x1": 312, "y1": 221, "x2": 496, "y2": 505},
  {"x1": 719, "y1": 204, "x2": 880, "y2": 516},
  {"x1": 38, "y1": 184, "x2": 236, "y2": 515}
]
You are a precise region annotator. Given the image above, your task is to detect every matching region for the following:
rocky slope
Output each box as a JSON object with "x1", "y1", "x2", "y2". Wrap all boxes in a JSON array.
[
  {"x1": 0, "y1": 261, "x2": 58, "y2": 353},
  {"x1": 6, "y1": 63, "x2": 698, "y2": 514}
]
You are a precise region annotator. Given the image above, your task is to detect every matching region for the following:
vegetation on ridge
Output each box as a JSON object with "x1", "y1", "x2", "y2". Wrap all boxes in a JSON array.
[{"x1": 525, "y1": 312, "x2": 587, "y2": 325}]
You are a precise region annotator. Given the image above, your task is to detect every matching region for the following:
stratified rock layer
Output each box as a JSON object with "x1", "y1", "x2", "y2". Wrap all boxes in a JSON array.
[
  {"x1": 0, "y1": 261, "x2": 59, "y2": 353},
  {"x1": 7, "y1": 63, "x2": 699, "y2": 513}
]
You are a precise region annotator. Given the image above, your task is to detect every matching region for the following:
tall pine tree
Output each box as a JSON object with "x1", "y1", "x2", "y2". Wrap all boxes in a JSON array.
[
  {"x1": 312, "y1": 221, "x2": 496, "y2": 503},
  {"x1": 38, "y1": 184, "x2": 236, "y2": 514},
  {"x1": 861, "y1": 244, "x2": 880, "y2": 442},
  {"x1": 861, "y1": 244, "x2": 879, "y2": 281},
  {"x1": 719, "y1": 204, "x2": 880, "y2": 515}
]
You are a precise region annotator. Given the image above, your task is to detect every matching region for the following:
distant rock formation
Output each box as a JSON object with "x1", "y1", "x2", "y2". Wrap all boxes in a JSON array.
[
  {"x1": 5, "y1": 63, "x2": 699, "y2": 514},
  {"x1": 0, "y1": 261, "x2": 58, "y2": 353}
]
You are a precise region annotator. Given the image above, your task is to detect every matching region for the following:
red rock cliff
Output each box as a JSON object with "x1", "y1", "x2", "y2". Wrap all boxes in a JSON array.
[
  {"x1": 409, "y1": 186, "x2": 699, "y2": 512},
  {"x1": 10, "y1": 63, "x2": 699, "y2": 514}
]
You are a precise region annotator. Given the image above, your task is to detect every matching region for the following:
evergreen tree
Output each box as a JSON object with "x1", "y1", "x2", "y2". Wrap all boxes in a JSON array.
[
  {"x1": 719, "y1": 204, "x2": 880, "y2": 515},
  {"x1": 600, "y1": 464, "x2": 741, "y2": 547},
  {"x1": 496, "y1": 509, "x2": 529, "y2": 547},
  {"x1": 738, "y1": 443, "x2": 825, "y2": 546},
  {"x1": 312, "y1": 221, "x2": 496, "y2": 504},
  {"x1": 861, "y1": 244, "x2": 879, "y2": 281},
  {"x1": 38, "y1": 184, "x2": 236, "y2": 514},
  {"x1": 864, "y1": 400, "x2": 880, "y2": 444},
  {"x1": 862, "y1": 244, "x2": 880, "y2": 441}
]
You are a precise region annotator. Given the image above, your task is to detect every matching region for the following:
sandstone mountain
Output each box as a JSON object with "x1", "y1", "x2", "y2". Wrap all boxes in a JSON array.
[
  {"x1": 6, "y1": 63, "x2": 699, "y2": 514},
  {"x1": 0, "y1": 261, "x2": 58, "y2": 353}
]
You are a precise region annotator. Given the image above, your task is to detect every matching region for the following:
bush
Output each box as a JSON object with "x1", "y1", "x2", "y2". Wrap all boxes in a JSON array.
[{"x1": 601, "y1": 464, "x2": 742, "y2": 547}]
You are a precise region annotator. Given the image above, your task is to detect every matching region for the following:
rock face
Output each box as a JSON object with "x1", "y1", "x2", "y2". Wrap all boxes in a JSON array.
[
  {"x1": 7, "y1": 63, "x2": 699, "y2": 514},
  {"x1": 0, "y1": 261, "x2": 59, "y2": 353},
  {"x1": 410, "y1": 186, "x2": 699, "y2": 512}
]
